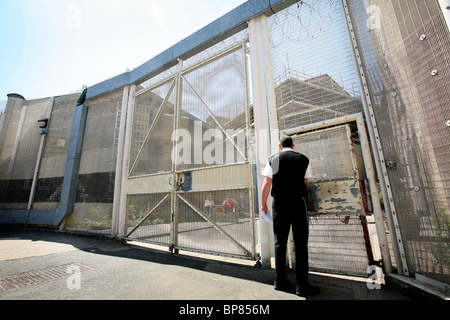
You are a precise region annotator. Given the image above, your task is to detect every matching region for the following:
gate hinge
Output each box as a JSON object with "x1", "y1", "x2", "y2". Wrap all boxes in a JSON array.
[{"x1": 254, "y1": 253, "x2": 262, "y2": 268}]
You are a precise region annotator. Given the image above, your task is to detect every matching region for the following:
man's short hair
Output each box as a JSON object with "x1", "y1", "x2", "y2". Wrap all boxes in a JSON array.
[{"x1": 280, "y1": 135, "x2": 293, "y2": 148}]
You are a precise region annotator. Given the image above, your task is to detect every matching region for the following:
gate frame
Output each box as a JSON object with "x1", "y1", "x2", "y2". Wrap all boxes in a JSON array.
[
  {"x1": 283, "y1": 112, "x2": 393, "y2": 274},
  {"x1": 118, "y1": 42, "x2": 258, "y2": 260}
]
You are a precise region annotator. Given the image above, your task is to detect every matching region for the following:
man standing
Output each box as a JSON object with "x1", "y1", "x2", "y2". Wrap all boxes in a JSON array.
[{"x1": 260, "y1": 136, "x2": 320, "y2": 296}]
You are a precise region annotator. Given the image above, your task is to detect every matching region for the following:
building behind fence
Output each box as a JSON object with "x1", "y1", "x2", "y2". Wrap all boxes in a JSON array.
[{"x1": 0, "y1": 0, "x2": 448, "y2": 287}]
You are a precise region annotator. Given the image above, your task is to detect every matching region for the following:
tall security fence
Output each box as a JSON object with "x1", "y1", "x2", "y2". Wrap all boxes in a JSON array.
[
  {"x1": 64, "y1": 89, "x2": 125, "y2": 233},
  {"x1": 0, "y1": 94, "x2": 78, "y2": 212},
  {"x1": 346, "y1": 0, "x2": 449, "y2": 284},
  {"x1": 0, "y1": 0, "x2": 448, "y2": 285}
]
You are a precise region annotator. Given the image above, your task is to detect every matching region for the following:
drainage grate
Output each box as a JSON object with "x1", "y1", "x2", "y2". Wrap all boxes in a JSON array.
[{"x1": 0, "y1": 263, "x2": 92, "y2": 291}]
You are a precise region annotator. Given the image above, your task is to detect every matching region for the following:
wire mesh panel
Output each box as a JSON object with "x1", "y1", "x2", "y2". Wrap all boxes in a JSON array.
[
  {"x1": 291, "y1": 124, "x2": 370, "y2": 274},
  {"x1": 65, "y1": 89, "x2": 124, "y2": 233},
  {"x1": 293, "y1": 126, "x2": 357, "y2": 182},
  {"x1": 0, "y1": 101, "x2": 23, "y2": 208},
  {"x1": 308, "y1": 215, "x2": 370, "y2": 275},
  {"x1": 130, "y1": 79, "x2": 177, "y2": 177},
  {"x1": 348, "y1": 0, "x2": 450, "y2": 282},
  {"x1": 34, "y1": 94, "x2": 78, "y2": 210},
  {"x1": 173, "y1": 43, "x2": 254, "y2": 258},
  {"x1": 268, "y1": 0, "x2": 364, "y2": 131},
  {"x1": 126, "y1": 76, "x2": 179, "y2": 244},
  {"x1": 126, "y1": 193, "x2": 172, "y2": 245},
  {"x1": 0, "y1": 98, "x2": 48, "y2": 210},
  {"x1": 176, "y1": 188, "x2": 254, "y2": 258},
  {"x1": 178, "y1": 45, "x2": 249, "y2": 172}
]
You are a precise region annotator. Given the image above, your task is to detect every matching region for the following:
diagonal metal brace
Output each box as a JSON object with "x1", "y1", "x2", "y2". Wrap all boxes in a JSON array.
[
  {"x1": 126, "y1": 194, "x2": 170, "y2": 238},
  {"x1": 177, "y1": 194, "x2": 252, "y2": 258}
]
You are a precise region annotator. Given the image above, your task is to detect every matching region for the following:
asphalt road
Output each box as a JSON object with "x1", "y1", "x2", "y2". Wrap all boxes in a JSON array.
[{"x1": 0, "y1": 228, "x2": 407, "y2": 303}]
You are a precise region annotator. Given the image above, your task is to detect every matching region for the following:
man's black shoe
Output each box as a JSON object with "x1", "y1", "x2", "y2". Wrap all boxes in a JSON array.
[
  {"x1": 274, "y1": 279, "x2": 292, "y2": 291},
  {"x1": 296, "y1": 284, "x2": 321, "y2": 296}
]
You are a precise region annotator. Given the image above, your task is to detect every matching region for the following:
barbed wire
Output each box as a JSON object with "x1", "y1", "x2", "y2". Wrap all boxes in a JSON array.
[{"x1": 269, "y1": 0, "x2": 341, "y2": 48}]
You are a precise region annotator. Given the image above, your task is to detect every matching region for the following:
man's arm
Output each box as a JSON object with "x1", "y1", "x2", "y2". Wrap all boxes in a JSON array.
[
  {"x1": 260, "y1": 176, "x2": 272, "y2": 213},
  {"x1": 305, "y1": 164, "x2": 311, "y2": 185}
]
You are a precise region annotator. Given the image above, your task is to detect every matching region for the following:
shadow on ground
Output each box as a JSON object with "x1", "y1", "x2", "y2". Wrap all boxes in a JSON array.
[{"x1": 0, "y1": 228, "x2": 407, "y2": 300}]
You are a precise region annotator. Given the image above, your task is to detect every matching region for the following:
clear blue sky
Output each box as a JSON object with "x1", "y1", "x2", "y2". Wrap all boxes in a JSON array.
[{"x1": 0, "y1": 0, "x2": 246, "y2": 110}]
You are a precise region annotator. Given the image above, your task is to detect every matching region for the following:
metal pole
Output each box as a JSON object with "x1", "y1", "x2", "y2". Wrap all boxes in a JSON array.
[
  {"x1": 27, "y1": 97, "x2": 55, "y2": 210},
  {"x1": 248, "y1": 14, "x2": 279, "y2": 268},
  {"x1": 356, "y1": 114, "x2": 392, "y2": 274},
  {"x1": 111, "y1": 86, "x2": 129, "y2": 238},
  {"x1": 170, "y1": 60, "x2": 183, "y2": 253},
  {"x1": 118, "y1": 84, "x2": 136, "y2": 239}
]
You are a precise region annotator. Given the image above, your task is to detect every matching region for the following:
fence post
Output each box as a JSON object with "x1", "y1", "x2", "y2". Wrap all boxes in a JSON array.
[
  {"x1": 111, "y1": 86, "x2": 130, "y2": 238},
  {"x1": 248, "y1": 14, "x2": 279, "y2": 269},
  {"x1": 117, "y1": 84, "x2": 136, "y2": 239}
]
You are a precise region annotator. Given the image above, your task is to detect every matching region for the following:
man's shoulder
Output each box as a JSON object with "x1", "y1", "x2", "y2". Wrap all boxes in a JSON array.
[
  {"x1": 269, "y1": 150, "x2": 309, "y2": 160},
  {"x1": 268, "y1": 152, "x2": 279, "y2": 163},
  {"x1": 283, "y1": 150, "x2": 308, "y2": 160}
]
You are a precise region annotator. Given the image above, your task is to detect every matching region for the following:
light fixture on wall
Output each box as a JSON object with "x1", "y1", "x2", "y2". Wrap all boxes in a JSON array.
[{"x1": 37, "y1": 118, "x2": 49, "y2": 135}]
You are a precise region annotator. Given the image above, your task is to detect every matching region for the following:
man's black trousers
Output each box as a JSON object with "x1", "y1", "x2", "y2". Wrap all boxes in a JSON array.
[{"x1": 272, "y1": 197, "x2": 309, "y2": 285}]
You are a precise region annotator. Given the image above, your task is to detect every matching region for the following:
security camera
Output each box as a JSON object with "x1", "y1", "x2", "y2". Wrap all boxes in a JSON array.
[
  {"x1": 37, "y1": 118, "x2": 49, "y2": 135},
  {"x1": 38, "y1": 118, "x2": 48, "y2": 128}
]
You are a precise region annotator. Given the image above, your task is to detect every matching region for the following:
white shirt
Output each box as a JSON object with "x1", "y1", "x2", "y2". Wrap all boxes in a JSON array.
[
  {"x1": 262, "y1": 148, "x2": 312, "y2": 179},
  {"x1": 204, "y1": 199, "x2": 214, "y2": 207}
]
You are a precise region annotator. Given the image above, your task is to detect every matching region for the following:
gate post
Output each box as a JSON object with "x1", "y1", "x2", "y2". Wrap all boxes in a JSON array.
[
  {"x1": 117, "y1": 84, "x2": 136, "y2": 239},
  {"x1": 248, "y1": 14, "x2": 279, "y2": 269},
  {"x1": 356, "y1": 114, "x2": 392, "y2": 274},
  {"x1": 111, "y1": 85, "x2": 130, "y2": 238}
]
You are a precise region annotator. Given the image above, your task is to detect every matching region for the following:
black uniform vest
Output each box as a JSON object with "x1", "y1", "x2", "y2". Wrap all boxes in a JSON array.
[{"x1": 269, "y1": 150, "x2": 309, "y2": 200}]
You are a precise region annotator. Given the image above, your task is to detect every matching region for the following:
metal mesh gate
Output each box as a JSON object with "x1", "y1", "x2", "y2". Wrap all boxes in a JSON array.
[
  {"x1": 292, "y1": 125, "x2": 373, "y2": 276},
  {"x1": 125, "y1": 41, "x2": 256, "y2": 260},
  {"x1": 268, "y1": 1, "x2": 374, "y2": 276}
]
